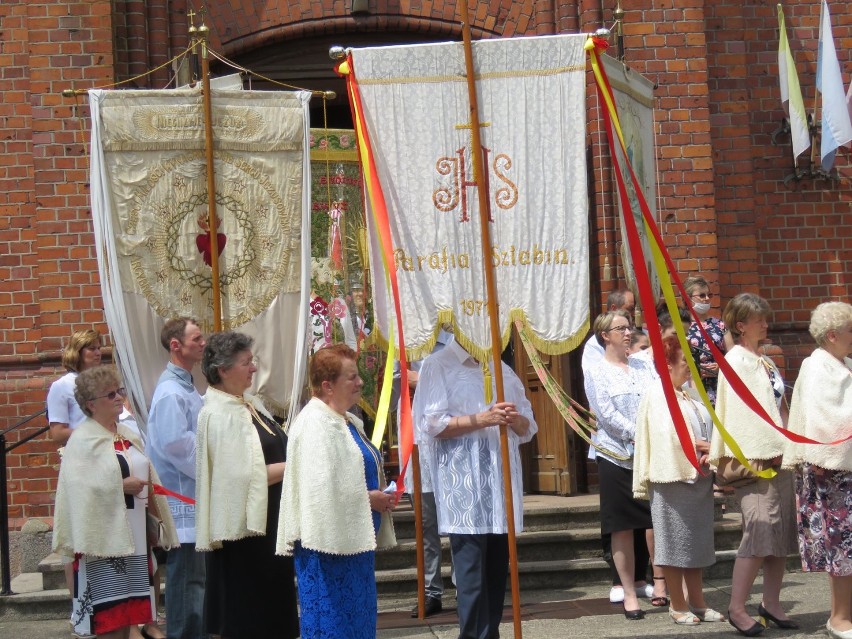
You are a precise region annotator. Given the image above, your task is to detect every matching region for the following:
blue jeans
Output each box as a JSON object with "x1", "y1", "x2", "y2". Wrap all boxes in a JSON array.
[{"x1": 165, "y1": 543, "x2": 206, "y2": 639}]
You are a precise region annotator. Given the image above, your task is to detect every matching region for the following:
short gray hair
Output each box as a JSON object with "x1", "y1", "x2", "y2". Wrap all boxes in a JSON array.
[
  {"x1": 74, "y1": 366, "x2": 121, "y2": 417},
  {"x1": 809, "y1": 301, "x2": 852, "y2": 347},
  {"x1": 201, "y1": 331, "x2": 254, "y2": 385}
]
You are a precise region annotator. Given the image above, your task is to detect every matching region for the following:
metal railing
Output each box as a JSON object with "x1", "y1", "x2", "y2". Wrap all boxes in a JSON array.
[{"x1": 0, "y1": 409, "x2": 49, "y2": 595}]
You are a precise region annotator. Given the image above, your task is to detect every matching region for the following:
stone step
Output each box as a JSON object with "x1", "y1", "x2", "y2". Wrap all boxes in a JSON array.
[
  {"x1": 391, "y1": 494, "x2": 729, "y2": 539},
  {"x1": 37, "y1": 553, "x2": 66, "y2": 592},
  {"x1": 375, "y1": 549, "x2": 803, "y2": 596},
  {"x1": 377, "y1": 514, "x2": 744, "y2": 571}
]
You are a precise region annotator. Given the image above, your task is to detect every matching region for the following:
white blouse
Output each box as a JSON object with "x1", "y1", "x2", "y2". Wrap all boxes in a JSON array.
[{"x1": 418, "y1": 338, "x2": 537, "y2": 535}]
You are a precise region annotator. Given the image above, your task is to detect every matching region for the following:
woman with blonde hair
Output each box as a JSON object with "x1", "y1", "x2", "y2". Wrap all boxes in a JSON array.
[
  {"x1": 584, "y1": 310, "x2": 658, "y2": 619},
  {"x1": 788, "y1": 302, "x2": 852, "y2": 639},
  {"x1": 47, "y1": 329, "x2": 103, "y2": 443},
  {"x1": 709, "y1": 293, "x2": 797, "y2": 636}
]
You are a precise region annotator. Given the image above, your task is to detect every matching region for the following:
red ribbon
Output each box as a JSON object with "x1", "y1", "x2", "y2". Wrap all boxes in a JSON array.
[{"x1": 152, "y1": 483, "x2": 195, "y2": 505}]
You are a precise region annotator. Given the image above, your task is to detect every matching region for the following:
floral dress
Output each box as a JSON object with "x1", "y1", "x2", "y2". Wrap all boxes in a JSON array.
[
  {"x1": 796, "y1": 467, "x2": 852, "y2": 576},
  {"x1": 687, "y1": 316, "x2": 727, "y2": 405}
]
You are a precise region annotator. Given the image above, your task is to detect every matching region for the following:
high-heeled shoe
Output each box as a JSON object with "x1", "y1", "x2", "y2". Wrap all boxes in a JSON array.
[
  {"x1": 757, "y1": 603, "x2": 800, "y2": 629},
  {"x1": 727, "y1": 610, "x2": 764, "y2": 636}
]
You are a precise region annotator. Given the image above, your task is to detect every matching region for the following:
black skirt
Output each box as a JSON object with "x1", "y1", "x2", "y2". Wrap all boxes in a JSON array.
[{"x1": 598, "y1": 457, "x2": 652, "y2": 535}]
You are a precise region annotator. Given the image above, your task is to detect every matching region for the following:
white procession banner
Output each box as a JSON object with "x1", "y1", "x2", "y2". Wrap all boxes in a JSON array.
[
  {"x1": 352, "y1": 35, "x2": 589, "y2": 361},
  {"x1": 89, "y1": 88, "x2": 312, "y2": 425}
]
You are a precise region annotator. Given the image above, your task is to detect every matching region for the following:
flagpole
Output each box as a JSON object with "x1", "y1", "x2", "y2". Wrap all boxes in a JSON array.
[
  {"x1": 459, "y1": 3, "x2": 523, "y2": 638},
  {"x1": 411, "y1": 444, "x2": 427, "y2": 619},
  {"x1": 198, "y1": 21, "x2": 224, "y2": 331}
]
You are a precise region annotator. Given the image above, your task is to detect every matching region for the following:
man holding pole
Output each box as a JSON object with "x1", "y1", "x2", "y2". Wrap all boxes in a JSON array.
[{"x1": 415, "y1": 335, "x2": 536, "y2": 639}]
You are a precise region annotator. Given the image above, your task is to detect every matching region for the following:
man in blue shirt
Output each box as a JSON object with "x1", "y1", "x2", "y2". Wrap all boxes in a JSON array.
[{"x1": 148, "y1": 318, "x2": 206, "y2": 638}]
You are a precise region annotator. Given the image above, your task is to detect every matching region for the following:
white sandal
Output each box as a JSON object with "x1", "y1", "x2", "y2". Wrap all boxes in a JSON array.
[
  {"x1": 690, "y1": 607, "x2": 726, "y2": 622},
  {"x1": 669, "y1": 608, "x2": 701, "y2": 625}
]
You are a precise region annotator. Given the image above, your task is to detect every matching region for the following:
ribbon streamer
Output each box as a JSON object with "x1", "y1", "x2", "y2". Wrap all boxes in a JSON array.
[
  {"x1": 340, "y1": 57, "x2": 412, "y2": 493},
  {"x1": 153, "y1": 483, "x2": 195, "y2": 505}
]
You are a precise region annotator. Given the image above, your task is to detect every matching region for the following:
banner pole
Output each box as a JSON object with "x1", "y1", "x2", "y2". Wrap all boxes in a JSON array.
[
  {"x1": 411, "y1": 444, "x2": 427, "y2": 619},
  {"x1": 198, "y1": 23, "x2": 223, "y2": 331},
  {"x1": 459, "y1": 2, "x2": 522, "y2": 638}
]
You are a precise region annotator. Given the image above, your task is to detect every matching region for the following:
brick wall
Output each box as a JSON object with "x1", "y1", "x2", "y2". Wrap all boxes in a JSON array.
[{"x1": 1, "y1": 0, "x2": 849, "y2": 522}]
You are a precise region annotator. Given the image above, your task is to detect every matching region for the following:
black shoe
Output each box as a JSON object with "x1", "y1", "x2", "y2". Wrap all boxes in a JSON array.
[
  {"x1": 757, "y1": 604, "x2": 799, "y2": 629},
  {"x1": 623, "y1": 606, "x2": 645, "y2": 620},
  {"x1": 728, "y1": 610, "x2": 765, "y2": 636},
  {"x1": 410, "y1": 597, "x2": 442, "y2": 618}
]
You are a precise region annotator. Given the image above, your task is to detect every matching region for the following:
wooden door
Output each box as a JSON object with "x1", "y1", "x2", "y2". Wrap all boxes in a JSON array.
[{"x1": 515, "y1": 337, "x2": 578, "y2": 495}]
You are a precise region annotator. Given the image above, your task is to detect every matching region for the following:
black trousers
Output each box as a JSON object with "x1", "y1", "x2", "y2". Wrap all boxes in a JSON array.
[{"x1": 449, "y1": 533, "x2": 509, "y2": 639}]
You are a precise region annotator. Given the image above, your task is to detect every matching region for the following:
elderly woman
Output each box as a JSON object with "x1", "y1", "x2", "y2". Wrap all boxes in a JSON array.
[
  {"x1": 709, "y1": 293, "x2": 798, "y2": 636},
  {"x1": 47, "y1": 329, "x2": 103, "y2": 444},
  {"x1": 684, "y1": 276, "x2": 734, "y2": 405},
  {"x1": 584, "y1": 310, "x2": 658, "y2": 619},
  {"x1": 277, "y1": 343, "x2": 396, "y2": 639},
  {"x1": 787, "y1": 302, "x2": 852, "y2": 639},
  {"x1": 52, "y1": 366, "x2": 177, "y2": 639},
  {"x1": 634, "y1": 335, "x2": 723, "y2": 625},
  {"x1": 194, "y1": 331, "x2": 299, "y2": 639}
]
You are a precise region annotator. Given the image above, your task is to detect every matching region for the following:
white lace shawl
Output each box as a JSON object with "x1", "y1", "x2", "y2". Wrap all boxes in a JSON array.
[
  {"x1": 53, "y1": 418, "x2": 178, "y2": 558},
  {"x1": 276, "y1": 397, "x2": 395, "y2": 556}
]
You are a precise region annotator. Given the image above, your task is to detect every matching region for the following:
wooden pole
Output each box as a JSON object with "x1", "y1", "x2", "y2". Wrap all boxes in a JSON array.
[
  {"x1": 198, "y1": 24, "x2": 223, "y2": 331},
  {"x1": 458, "y1": 3, "x2": 523, "y2": 637},
  {"x1": 411, "y1": 444, "x2": 427, "y2": 619}
]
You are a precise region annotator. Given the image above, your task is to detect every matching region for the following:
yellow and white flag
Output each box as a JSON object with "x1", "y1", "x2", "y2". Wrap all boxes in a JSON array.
[
  {"x1": 777, "y1": 4, "x2": 811, "y2": 161},
  {"x1": 89, "y1": 88, "x2": 312, "y2": 424},
  {"x1": 352, "y1": 34, "x2": 589, "y2": 361}
]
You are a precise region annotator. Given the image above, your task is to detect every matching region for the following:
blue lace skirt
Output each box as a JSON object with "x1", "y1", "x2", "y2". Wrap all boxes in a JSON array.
[{"x1": 294, "y1": 543, "x2": 377, "y2": 639}]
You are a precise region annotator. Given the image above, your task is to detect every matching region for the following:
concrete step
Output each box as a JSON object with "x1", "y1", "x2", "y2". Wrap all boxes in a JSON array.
[
  {"x1": 378, "y1": 515, "x2": 745, "y2": 572},
  {"x1": 36, "y1": 553, "x2": 66, "y2": 592},
  {"x1": 375, "y1": 514, "x2": 746, "y2": 595}
]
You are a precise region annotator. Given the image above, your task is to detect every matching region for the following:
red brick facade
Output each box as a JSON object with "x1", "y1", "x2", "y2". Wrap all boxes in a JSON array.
[{"x1": 1, "y1": 0, "x2": 849, "y2": 525}]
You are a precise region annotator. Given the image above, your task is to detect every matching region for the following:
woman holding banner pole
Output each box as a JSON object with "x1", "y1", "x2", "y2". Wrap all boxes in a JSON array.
[{"x1": 709, "y1": 293, "x2": 798, "y2": 636}]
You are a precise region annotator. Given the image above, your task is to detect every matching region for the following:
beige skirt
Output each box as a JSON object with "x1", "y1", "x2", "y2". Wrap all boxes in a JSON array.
[{"x1": 736, "y1": 468, "x2": 798, "y2": 558}]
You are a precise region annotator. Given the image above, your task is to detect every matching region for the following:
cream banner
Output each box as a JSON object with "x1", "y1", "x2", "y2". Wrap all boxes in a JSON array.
[
  {"x1": 89, "y1": 88, "x2": 312, "y2": 424},
  {"x1": 352, "y1": 35, "x2": 589, "y2": 361}
]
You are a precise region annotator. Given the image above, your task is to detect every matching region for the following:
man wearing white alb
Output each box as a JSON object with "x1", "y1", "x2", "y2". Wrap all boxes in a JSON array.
[{"x1": 418, "y1": 335, "x2": 537, "y2": 639}]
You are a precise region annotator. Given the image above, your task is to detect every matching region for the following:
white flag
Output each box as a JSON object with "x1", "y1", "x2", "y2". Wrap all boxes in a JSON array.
[
  {"x1": 352, "y1": 35, "x2": 590, "y2": 361},
  {"x1": 777, "y1": 4, "x2": 811, "y2": 161},
  {"x1": 89, "y1": 88, "x2": 312, "y2": 424},
  {"x1": 817, "y1": 0, "x2": 852, "y2": 171}
]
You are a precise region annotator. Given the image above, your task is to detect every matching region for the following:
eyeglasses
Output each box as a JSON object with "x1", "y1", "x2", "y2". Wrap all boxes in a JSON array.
[
  {"x1": 691, "y1": 293, "x2": 712, "y2": 300},
  {"x1": 93, "y1": 387, "x2": 127, "y2": 401},
  {"x1": 607, "y1": 325, "x2": 632, "y2": 333}
]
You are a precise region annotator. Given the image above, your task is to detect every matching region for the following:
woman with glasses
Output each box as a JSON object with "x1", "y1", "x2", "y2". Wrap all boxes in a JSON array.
[
  {"x1": 584, "y1": 310, "x2": 658, "y2": 619},
  {"x1": 684, "y1": 276, "x2": 734, "y2": 405},
  {"x1": 195, "y1": 331, "x2": 299, "y2": 639},
  {"x1": 53, "y1": 366, "x2": 178, "y2": 639}
]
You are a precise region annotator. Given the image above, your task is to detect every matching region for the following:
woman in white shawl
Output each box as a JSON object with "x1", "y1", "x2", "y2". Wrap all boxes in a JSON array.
[
  {"x1": 194, "y1": 331, "x2": 299, "y2": 639},
  {"x1": 277, "y1": 343, "x2": 396, "y2": 639},
  {"x1": 52, "y1": 366, "x2": 177, "y2": 639},
  {"x1": 787, "y1": 302, "x2": 852, "y2": 639},
  {"x1": 709, "y1": 293, "x2": 798, "y2": 636},
  {"x1": 633, "y1": 335, "x2": 723, "y2": 626}
]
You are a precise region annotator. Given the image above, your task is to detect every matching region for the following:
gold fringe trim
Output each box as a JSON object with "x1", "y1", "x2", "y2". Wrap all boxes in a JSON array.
[{"x1": 368, "y1": 308, "x2": 589, "y2": 363}]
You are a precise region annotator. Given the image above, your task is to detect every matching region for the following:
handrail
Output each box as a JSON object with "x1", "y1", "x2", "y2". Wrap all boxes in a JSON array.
[
  {"x1": 1, "y1": 408, "x2": 51, "y2": 596},
  {"x1": 1, "y1": 408, "x2": 48, "y2": 437}
]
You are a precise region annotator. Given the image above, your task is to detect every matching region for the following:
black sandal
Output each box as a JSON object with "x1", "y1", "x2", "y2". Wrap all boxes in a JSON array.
[{"x1": 651, "y1": 576, "x2": 669, "y2": 607}]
